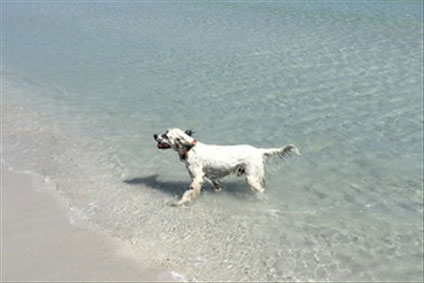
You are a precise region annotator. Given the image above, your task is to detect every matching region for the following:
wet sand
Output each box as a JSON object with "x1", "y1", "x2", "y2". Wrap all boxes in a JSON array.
[{"x1": 1, "y1": 168, "x2": 175, "y2": 282}]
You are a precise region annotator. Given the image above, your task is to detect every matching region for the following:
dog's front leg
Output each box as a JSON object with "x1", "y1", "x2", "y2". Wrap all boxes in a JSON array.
[
  {"x1": 204, "y1": 177, "x2": 223, "y2": 192},
  {"x1": 177, "y1": 167, "x2": 204, "y2": 206},
  {"x1": 177, "y1": 177, "x2": 204, "y2": 206}
]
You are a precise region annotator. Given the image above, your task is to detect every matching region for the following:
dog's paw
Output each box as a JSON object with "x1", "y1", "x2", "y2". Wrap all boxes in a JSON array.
[
  {"x1": 255, "y1": 193, "x2": 269, "y2": 202},
  {"x1": 167, "y1": 199, "x2": 193, "y2": 207}
]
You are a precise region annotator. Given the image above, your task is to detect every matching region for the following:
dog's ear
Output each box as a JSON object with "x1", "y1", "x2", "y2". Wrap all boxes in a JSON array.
[
  {"x1": 175, "y1": 138, "x2": 183, "y2": 148},
  {"x1": 184, "y1": 129, "x2": 193, "y2": 136}
]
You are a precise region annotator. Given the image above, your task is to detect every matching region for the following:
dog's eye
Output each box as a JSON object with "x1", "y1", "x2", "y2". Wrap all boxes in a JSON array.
[{"x1": 163, "y1": 134, "x2": 168, "y2": 139}]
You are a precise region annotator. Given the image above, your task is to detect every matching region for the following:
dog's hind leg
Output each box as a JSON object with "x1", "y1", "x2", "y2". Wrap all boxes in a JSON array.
[
  {"x1": 245, "y1": 164, "x2": 265, "y2": 193},
  {"x1": 246, "y1": 177, "x2": 265, "y2": 193}
]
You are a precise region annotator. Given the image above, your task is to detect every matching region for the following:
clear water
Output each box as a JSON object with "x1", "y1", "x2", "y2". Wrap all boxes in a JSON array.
[{"x1": 3, "y1": 1, "x2": 423, "y2": 281}]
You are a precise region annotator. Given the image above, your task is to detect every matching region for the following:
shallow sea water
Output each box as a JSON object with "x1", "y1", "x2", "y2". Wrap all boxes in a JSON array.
[{"x1": 3, "y1": 1, "x2": 423, "y2": 281}]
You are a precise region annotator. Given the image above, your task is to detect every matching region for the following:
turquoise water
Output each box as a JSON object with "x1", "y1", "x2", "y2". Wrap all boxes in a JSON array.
[{"x1": 3, "y1": 1, "x2": 423, "y2": 281}]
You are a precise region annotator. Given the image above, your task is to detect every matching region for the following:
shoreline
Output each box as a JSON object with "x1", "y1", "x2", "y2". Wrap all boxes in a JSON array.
[
  {"x1": 1, "y1": 100, "x2": 188, "y2": 282},
  {"x1": 1, "y1": 161, "x2": 176, "y2": 282}
]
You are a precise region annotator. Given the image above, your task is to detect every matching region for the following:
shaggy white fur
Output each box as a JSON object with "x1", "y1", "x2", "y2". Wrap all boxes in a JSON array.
[{"x1": 154, "y1": 128, "x2": 300, "y2": 206}]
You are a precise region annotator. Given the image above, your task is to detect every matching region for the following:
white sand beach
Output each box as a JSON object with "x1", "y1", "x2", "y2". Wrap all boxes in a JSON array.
[{"x1": 1, "y1": 167, "x2": 175, "y2": 282}]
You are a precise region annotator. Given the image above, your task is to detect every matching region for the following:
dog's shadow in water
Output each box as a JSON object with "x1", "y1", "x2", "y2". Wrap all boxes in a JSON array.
[
  {"x1": 123, "y1": 174, "x2": 187, "y2": 196},
  {"x1": 123, "y1": 174, "x2": 253, "y2": 199}
]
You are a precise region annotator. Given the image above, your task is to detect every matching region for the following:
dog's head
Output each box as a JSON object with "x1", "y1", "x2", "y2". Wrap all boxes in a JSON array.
[{"x1": 153, "y1": 128, "x2": 194, "y2": 152}]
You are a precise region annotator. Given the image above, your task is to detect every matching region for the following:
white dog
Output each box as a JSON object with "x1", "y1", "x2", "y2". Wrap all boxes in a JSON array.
[{"x1": 154, "y1": 128, "x2": 300, "y2": 206}]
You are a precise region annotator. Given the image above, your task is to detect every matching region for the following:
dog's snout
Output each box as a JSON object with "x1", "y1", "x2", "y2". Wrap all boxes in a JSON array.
[{"x1": 153, "y1": 134, "x2": 158, "y2": 140}]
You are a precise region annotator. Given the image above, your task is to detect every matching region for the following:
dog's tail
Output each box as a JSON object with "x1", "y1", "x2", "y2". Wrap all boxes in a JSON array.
[{"x1": 262, "y1": 144, "x2": 300, "y2": 160}]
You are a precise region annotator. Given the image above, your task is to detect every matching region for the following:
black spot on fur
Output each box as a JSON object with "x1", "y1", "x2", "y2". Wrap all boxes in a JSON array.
[{"x1": 237, "y1": 166, "x2": 246, "y2": 177}]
